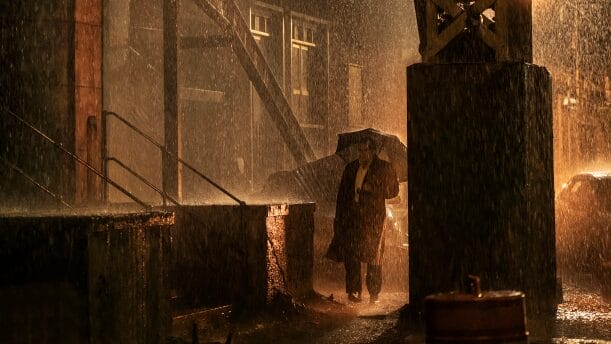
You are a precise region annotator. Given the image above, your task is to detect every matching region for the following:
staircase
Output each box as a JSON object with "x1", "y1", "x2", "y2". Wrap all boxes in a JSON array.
[{"x1": 191, "y1": 0, "x2": 316, "y2": 165}]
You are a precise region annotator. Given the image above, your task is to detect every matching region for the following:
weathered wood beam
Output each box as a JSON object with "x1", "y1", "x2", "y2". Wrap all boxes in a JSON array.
[
  {"x1": 424, "y1": 12, "x2": 468, "y2": 61},
  {"x1": 474, "y1": 0, "x2": 497, "y2": 15},
  {"x1": 430, "y1": 0, "x2": 462, "y2": 17},
  {"x1": 479, "y1": 24, "x2": 500, "y2": 51},
  {"x1": 163, "y1": 0, "x2": 182, "y2": 201}
]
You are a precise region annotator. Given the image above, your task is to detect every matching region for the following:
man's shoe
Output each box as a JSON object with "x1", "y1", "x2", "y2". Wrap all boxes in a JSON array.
[
  {"x1": 348, "y1": 292, "x2": 362, "y2": 303},
  {"x1": 369, "y1": 294, "x2": 380, "y2": 304}
]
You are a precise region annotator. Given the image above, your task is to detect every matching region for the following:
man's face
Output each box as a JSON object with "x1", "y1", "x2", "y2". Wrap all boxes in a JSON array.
[{"x1": 358, "y1": 142, "x2": 373, "y2": 166}]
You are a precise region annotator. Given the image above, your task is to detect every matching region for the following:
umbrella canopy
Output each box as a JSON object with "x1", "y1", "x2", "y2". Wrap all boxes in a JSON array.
[
  {"x1": 335, "y1": 128, "x2": 407, "y2": 182},
  {"x1": 258, "y1": 128, "x2": 407, "y2": 213}
]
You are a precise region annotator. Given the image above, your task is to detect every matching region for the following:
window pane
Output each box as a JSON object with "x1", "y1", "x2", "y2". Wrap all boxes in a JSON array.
[
  {"x1": 300, "y1": 47, "x2": 308, "y2": 95},
  {"x1": 306, "y1": 28, "x2": 313, "y2": 43},
  {"x1": 291, "y1": 45, "x2": 300, "y2": 94},
  {"x1": 294, "y1": 24, "x2": 303, "y2": 41}
]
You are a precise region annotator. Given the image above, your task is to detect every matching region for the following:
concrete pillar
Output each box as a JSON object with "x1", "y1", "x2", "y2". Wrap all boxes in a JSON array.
[{"x1": 407, "y1": 62, "x2": 557, "y2": 318}]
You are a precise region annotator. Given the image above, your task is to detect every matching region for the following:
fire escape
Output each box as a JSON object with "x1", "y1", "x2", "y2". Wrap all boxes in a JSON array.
[
  {"x1": 197, "y1": 0, "x2": 316, "y2": 162},
  {"x1": 163, "y1": 0, "x2": 316, "y2": 197}
]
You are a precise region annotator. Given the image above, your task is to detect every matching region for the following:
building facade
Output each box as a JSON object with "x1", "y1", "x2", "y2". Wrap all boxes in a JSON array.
[
  {"x1": 103, "y1": 0, "x2": 414, "y2": 203},
  {"x1": 0, "y1": 0, "x2": 414, "y2": 207}
]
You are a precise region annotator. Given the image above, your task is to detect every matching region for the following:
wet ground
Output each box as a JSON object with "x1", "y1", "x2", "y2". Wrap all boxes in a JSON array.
[{"x1": 172, "y1": 280, "x2": 610, "y2": 344}]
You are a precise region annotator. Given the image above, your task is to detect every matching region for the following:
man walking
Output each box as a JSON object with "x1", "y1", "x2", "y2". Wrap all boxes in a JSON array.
[{"x1": 326, "y1": 137, "x2": 399, "y2": 303}]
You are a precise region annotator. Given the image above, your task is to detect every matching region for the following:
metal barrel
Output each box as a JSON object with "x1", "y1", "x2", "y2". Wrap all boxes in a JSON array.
[{"x1": 424, "y1": 290, "x2": 528, "y2": 343}]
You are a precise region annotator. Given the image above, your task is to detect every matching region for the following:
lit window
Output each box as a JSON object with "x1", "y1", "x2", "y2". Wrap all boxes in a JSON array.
[
  {"x1": 292, "y1": 23, "x2": 315, "y2": 45},
  {"x1": 251, "y1": 13, "x2": 271, "y2": 37},
  {"x1": 291, "y1": 18, "x2": 319, "y2": 124}
]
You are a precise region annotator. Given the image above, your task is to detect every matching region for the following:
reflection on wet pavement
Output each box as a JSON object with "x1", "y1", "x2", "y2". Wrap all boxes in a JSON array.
[{"x1": 181, "y1": 282, "x2": 610, "y2": 343}]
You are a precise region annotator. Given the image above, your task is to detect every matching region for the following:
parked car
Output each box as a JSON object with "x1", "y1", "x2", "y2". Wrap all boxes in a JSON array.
[{"x1": 555, "y1": 171, "x2": 611, "y2": 282}]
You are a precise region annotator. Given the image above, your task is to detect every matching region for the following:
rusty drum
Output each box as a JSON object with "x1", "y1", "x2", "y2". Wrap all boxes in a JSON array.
[{"x1": 424, "y1": 290, "x2": 528, "y2": 343}]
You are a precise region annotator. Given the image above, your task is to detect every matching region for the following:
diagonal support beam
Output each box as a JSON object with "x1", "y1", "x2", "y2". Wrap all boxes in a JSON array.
[
  {"x1": 479, "y1": 24, "x2": 500, "y2": 51},
  {"x1": 423, "y1": 11, "x2": 468, "y2": 61},
  {"x1": 430, "y1": 0, "x2": 463, "y2": 17},
  {"x1": 423, "y1": 0, "x2": 499, "y2": 61},
  {"x1": 473, "y1": 0, "x2": 497, "y2": 14}
]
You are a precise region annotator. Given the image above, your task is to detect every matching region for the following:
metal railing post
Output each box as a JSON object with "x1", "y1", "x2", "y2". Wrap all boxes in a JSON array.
[
  {"x1": 103, "y1": 110, "x2": 245, "y2": 205},
  {"x1": 3, "y1": 108, "x2": 150, "y2": 210},
  {"x1": 101, "y1": 108, "x2": 109, "y2": 203}
]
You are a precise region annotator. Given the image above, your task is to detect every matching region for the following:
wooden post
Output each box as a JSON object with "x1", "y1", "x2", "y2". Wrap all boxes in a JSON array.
[
  {"x1": 74, "y1": 0, "x2": 103, "y2": 205},
  {"x1": 163, "y1": 0, "x2": 182, "y2": 202},
  {"x1": 86, "y1": 115, "x2": 101, "y2": 204},
  {"x1": 505, "y1": 0, "x2": 532, "y2": 62},
  {"x1": 419, "y1": 0, "x2": 532, "y2": 63}
]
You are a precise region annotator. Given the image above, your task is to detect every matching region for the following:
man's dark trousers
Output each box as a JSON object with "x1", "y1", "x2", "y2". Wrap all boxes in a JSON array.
[{"x1": 344, "y1": 258, "x2": 382, "y2": 297}]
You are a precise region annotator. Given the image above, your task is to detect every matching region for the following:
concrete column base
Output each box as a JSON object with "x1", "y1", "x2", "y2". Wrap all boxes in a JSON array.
[{"x1": 406, "y1": 62, "x2": 556, "y2": 318}]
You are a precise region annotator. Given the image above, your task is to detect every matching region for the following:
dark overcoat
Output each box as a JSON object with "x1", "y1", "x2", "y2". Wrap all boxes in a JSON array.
[{"x1": 326, "y1": 156, "x2": 399, "y2": 264}]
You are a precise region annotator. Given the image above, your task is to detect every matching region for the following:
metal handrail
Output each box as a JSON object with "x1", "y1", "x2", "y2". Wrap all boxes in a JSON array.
[
  {"x1": 107, "y1": 156, "x2": 244, "y2": 250},
  {"x1": 103, "y1": 110, "x2": 245, "y2": 205},
  {"x1": 106, "y1": 157, "x2": 181, "y2": 207},
  {"x1": 3, "y1": 108, "x2": 151, "y2": 210},
  {"x1": 0, "y1": 156, "x2": 74, "y2": 209}
]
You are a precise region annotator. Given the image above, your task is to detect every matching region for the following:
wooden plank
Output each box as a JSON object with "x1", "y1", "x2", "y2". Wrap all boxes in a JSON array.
[
  {"x1": 505, "y1": 0, "x2": 532, "y2": 62},
  {"x1": 75, "y1": 0, "x2": 102, "y2": 25},
  {"x1": 494, "y1": 0, "x2": 509, "y2": 61},
  {"x1": 474, "y1": 0, "x2": 497, "y2": 14},
  {"x1": 430, "y1": 0, "x2": 462, "y2": 17},
  {"x1": 479, "y1": 24, "x2": 499, "y2": 51},
  {"x1": 424, "y1": 12, "x2": 467, "y2": 61},
  {"x1": 424, "y1": 0, "x2": 438, "y2": 62},
  {"x1": 74, "y1": 0, "x2": 103, "y2": 205},
  {"x1": 163, "y1": 0, "x2": 182, "y2": 201}
]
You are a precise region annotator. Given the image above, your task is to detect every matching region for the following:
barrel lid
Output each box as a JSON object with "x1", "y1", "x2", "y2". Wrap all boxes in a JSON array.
[{"x1": 425, "y1": 290, "x2": 524, "y2": 303}]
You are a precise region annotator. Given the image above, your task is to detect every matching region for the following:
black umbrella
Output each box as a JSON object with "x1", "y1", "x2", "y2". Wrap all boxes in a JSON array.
[{"x1": 335, "y1": 128, "x2": 407, "y2": 182}]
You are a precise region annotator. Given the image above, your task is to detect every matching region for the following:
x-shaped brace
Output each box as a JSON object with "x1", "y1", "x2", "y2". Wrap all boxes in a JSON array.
[{"x1": 423, "y1": 0, "x2": 506, "y2": 61}]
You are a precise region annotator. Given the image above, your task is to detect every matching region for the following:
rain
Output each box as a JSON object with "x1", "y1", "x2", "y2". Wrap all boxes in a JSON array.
[{"x1": 0, "y1": 0, "x2": 609, "y2": 343}]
